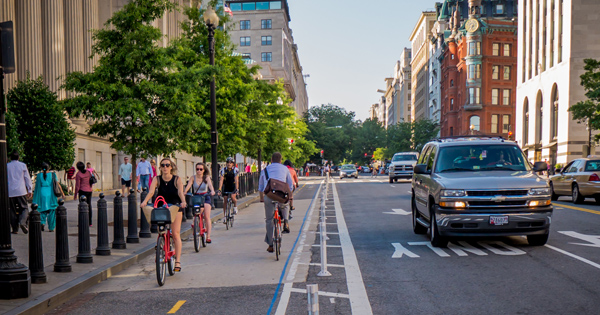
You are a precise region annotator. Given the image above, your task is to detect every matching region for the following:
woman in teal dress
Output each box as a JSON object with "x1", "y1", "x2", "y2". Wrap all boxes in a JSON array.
[{"x1": 33, "y1": 162, "x2": 63, "y2": 232}]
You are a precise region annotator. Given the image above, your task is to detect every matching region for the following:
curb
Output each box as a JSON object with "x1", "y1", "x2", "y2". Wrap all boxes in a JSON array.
[{"x1": 9, "y1": 194, "x2": 261, "y2": 315}]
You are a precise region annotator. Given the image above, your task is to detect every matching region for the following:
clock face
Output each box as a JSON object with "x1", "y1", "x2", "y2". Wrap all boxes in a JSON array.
[{"x1": 466, "y1": 18, "x2": 480, "y2": 32}]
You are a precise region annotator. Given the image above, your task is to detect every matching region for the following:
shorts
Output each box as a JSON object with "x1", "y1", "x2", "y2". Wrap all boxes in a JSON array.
[{"x1": 121, "y1": 178, "x2": 131, "y2": 187}]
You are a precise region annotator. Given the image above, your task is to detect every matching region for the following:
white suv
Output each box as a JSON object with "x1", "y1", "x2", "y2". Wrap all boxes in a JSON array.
[{"x1": 388, "y1": 152, "x2": 419, "y2": 183}]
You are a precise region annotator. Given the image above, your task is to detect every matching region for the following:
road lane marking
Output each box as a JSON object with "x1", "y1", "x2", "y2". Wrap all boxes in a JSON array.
[
  {"x1": 383, "y1": 209, "x2": 411, "y2": 215},
  {"x1": 558, "y1": 231, "x2": 600, "y2": 248},
  {"x1": 167, "y1": 300, "x2": 186, "y2": 314},
  {"x1": 332, "y1": 181, "x2": 374, "y2": 315},
  {"x1": 545, "y1": 244, "x2": 600, "y2": 270},
  {"x1": 391, "y1": 185, "x2": 396, "y2": 187},
  {"x1": 553, "y1": 202, "x2": 600, "y2": 215},
  {"x1": 289, "y1": 287, "x2": 350, "y2": 299}
]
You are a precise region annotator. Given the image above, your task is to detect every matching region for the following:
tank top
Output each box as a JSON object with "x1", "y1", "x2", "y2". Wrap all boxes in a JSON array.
[
  {"x1": 191, "y1": 175, "x2": 208, "y2": 194},
  {"x1": 157, "y1": 175, "x2": 180, "y2": 205}
]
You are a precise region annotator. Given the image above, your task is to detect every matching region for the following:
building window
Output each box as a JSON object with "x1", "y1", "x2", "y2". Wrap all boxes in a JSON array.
[
  {"x1": 270, "y1": 1, "x2": 282, "y2": 9},
  {"x1": 495, "y1": 4, "x2": 504, "y2": 14},
  {"x1": 492, "y1": 89, "x2": 499, "y2": 105},
  {"x1": 550, "y1": 0, "x2": 555, "y2": 68},
  {"x1": 450, "y1": 98, "x2": 454, "y2": 110},
  {"x1": 469, "y1": 87, "x2": 481, "y2": 104},
  {"x1": 242, "y1": 2, "x2": 256, "y2": 10},
  {"x1": 503, "y1": 66, "x2": 511, "y2": 80},
  {"x1": 261, "y1": 52, "x2": 272, "y2": 62},
  {"x1": 503, "y1": 89, "x2": 511, "y2": 105},
  {"x1": 558, "y1": 0, "x2": 563, "y2": 62},
  {"x1": 492, "y1": 43, "x2": 500, "y2": 56},
  {"x1": 524, "y1": 99, "x2": 530, "y2": 144},
  {"x1": 470, "y1": 116, "x2": 481, "y2": 131},
  {"x1": 491, "y1": 114, "x2": 499, "y2": 133},
  {"x1": 469, "y1": 42, "x2": 481, "y2": 56},
  {"x1": 503, "y1": 44, "x2": 511, "y2": 57},
  {"x1": 240, "y1": 20, "x2": 250, "y2": 30},
  {"x1": 230, "y1": 3, "x2": 242, "y2": 11},
  {"x1": 451, "y1": 54, "x2": 455, "y2": 60},
  {"x1": 261, "y1": 36, "x2": 272, "y2": 45},
  {"x1": 469, "y1": 65, "x2": 475, "y2": 79},
  {"x1": 450, "y1": 79, "x2": 454, "y2": 87},
  {"x1": 450, "y1": 127, "x2": 454, "y2": 136},
  {"x1": 492, "y1": 66, "x2": 499, "y2": 80},
  {"x1": 240, "y1": 36, "x2": 251, "y2": 46},
  {"x1": 476, "y1": 64, "x2": 481, "y2": 79},
  {"x1": 256, "y1": 2, "x2": 269, "y2": 10},
  {"x1": 261, "y1": 19, "x2": 272, "y2": 29},
  {"x1": 502, "y1": 115, "x2": 511, "y2": 133}
]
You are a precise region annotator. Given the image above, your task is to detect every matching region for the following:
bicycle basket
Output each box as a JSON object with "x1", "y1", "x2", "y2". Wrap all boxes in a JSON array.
[
  {"x1": 190, "y1": 195, "x2": 205, "y2": 214},
  {"x1": 151, "y1": 196, "x2": 171, "y2": 225}
]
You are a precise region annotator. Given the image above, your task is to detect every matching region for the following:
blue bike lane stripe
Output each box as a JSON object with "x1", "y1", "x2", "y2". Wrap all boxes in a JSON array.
[{"x1": 267, "y1": 182, "x2": 321, "y2": 315}]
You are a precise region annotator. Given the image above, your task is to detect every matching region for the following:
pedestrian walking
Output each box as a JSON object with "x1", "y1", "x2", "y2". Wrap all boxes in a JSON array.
[
  {"x1": 33, "y1": 162, "x2": 63, "y2": 232},
  {"x1": 118, "y1": 157, "x2": 132, "y2": 197},
  {"x1": 149, "y1": 159, "x2": 157, "y2": 188},
  {"x1": 251, "y1": 162, "x2": 257, "y2": 173},
  {"x1": 136, "y1": 157, "x2": 153, "y2": 192},
  {"x1": 86, "y1": 162, "x2": 100, "y2": 180},
  {"x1": 74, "y1": 161, "x2": 94, "y2": 226},
  {"x1": 245, "y1": 163, "x2": 251, "y2": 173},
  {"x1": 64, "y1": 165, "x2": 76, "y2": 195},
  {"x1": 6, "y1": 151, "x2": 32, "y2": 234}
]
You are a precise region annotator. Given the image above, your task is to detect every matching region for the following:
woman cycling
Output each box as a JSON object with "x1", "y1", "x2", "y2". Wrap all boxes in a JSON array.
[
  {"x1": 141, "y1": 158, "x2": 187, "y2": 272},
  {"x1": 184, "y1": 162, "x2": 216, "y2": 243}
]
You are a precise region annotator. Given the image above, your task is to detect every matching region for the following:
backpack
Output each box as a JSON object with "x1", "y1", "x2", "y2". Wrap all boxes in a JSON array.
[{"x1": 264, "y1": 167, "x2": 291, "y2": 204}]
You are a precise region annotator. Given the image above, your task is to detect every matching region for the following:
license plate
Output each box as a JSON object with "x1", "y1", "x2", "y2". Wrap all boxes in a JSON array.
[{"x1": 489, "y1": 215, "x2": 509, "y2": 226}]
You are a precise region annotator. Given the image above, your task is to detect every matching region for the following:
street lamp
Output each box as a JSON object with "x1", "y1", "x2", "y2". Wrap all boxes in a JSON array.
[
  {"x1": 204, "y1": 6, "x2": 220, "y2": 193},
  {"x1": 470, "y1": 124, "x2": 475, "y2": 135}
]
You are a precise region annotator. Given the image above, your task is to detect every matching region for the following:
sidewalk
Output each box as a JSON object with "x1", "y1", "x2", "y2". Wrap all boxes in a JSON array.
[{"x1": 0, "y1": 192, "x2": 261, "y2": 315}]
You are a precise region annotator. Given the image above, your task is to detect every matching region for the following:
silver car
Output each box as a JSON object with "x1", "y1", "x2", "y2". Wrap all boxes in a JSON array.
[
  {"x1": 412, "y1": 137, "x2": 552, "y2": 247},
  {"x1": 339, "y1": 164, "x2": 359, "y2": 179},
  {"x1": 549, "y1": 157, "x2": 600, "y2": 203}
]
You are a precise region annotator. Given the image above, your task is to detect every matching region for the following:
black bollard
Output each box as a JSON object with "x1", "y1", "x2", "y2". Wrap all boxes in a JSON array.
[
  {"x1": 77, "y1": 196, "x2": 93, "y2": 263},
  {"x1": 127, "y1": 189, "x2": 139, "y2": 243},
  {"x1": 54, "y1": 199, "x2": 72, "y2": 272},
  {"x1": 28, "y1": 204, "x2": 46, "y2": 283},
  {"x1": 139, "y1": 188, "x2": 151, "y2": 238},
  {"x1": 112, "y1": 191, "x2": 126, "y2": 249},
  {"x1": 96, "y1": 194, "x2": 111, "y2": 255}
]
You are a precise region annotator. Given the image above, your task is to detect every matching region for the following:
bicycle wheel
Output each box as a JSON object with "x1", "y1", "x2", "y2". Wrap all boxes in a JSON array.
[
  {"x1": 156, "y1": 235, "x2": 166, "y2": 286},
  {"x1": 229, "y1": 199, "x2": 234, "y2": 228},
  {"x1": 167, "y1": 234, "x2": 175, "y2": 276},
  {"x1": 193, "y1": 216, "x2": 200, "y2": 252},
  {"x1": 273, "y1": 219, "x2": 280, "y2": 261},
  {"x1": 201, "y1": 215, "x2": 207, "y2": 247},
  {"x1": 225, "y1": 199, "x2": 230, "y2": 230}
]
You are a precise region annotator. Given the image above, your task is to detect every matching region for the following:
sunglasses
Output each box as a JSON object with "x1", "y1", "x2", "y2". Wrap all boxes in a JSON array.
[
  {"x1": 196, "y1": 168, "x2": 204, "y2": 171},
  {"x1": 160, "y1": 163, "x2": 171, "y2": 168}
]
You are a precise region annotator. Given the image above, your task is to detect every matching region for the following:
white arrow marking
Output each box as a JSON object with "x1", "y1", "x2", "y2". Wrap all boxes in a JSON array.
[
  {"x1": 391, "y1": 243, "x2": 420, "y2": 258},
  {"x1": 383, "y1": 209, "x2": 411, "y2": 215},
  {"x1": 559, "y1": 231, "x2": 600, "y2": 248}
]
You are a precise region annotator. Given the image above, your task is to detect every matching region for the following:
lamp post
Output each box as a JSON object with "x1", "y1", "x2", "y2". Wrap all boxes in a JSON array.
[
  {"x1": 204, "y1": 7, "x2": 220, "y2": 194},
  {"x1": 470, "y1": 124, "x2": 475, "y2": 135}
]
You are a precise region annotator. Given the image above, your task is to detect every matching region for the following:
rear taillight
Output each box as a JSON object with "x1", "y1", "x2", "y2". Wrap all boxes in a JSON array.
[{"x1": 589, "y1": 173, "x2": 600, "y2": 182}]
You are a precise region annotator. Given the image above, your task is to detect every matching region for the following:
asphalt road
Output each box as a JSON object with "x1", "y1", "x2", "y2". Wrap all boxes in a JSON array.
[{"x1": 47, "y1": 176, "x2": 600, "y2": 314}]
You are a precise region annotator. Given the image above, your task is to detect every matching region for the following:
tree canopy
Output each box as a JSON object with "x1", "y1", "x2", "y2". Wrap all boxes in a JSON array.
[{"x1": 569, "y1": 58, "x2": 600, "y2": 143}]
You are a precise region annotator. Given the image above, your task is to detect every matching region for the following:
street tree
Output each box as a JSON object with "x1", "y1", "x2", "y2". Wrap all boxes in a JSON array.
[
  {"x1": 412, "y1": 119, "x2": 439, "y2": 151},
  {"x1": 385, "y1": 121, "x2": 413, "y2": 156},
  {"x1": 569, "y1": 58, "x2": 600, "y2": 144},
  {"x1": 6, "y1": 75, "x2": 76, "y2": 173},
  {"x1": 61, "y1": 0, "x2": 194, "y2": 189},
  {"x1": 351, "y1": 118, "x2": 385, "y2": 164},
  {"x1": 305, "y1": 104, "x2": 357, "y2": 164}
]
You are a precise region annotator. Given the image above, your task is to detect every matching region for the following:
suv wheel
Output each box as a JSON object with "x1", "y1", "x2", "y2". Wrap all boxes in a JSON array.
[
  {"x1": 549, "y1": 182, "x2": 559, "y2": 201},
  {"x1": 527, "y1": 232, "x2": 549, "y2": 246},
  {"x1": 429, "y1": 202, "x2": 448, "y2": 247},
  {"x1": 412, "y1": 194, "x2": 426, "y2": 234},
  {"x1": 572, "y1": 184, "x2": 584, "y2": 204}
]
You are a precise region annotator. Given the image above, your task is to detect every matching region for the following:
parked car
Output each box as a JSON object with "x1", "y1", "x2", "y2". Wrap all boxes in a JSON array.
[
  {"x1": 549, "y1": 157, "x2": 600, "y2": 203},
  {"x1": 339, "y1": 164, "x2": 359, "y2": 179},
  {"x1": 361, "y1": 165, "x2": 372, "y2": 173},
  {"x1": 412, "y1": 137, "x2": 552, "y2": 247},
  {"x1": 389, "y1": 152, "x2": 419, "y2": 183}
]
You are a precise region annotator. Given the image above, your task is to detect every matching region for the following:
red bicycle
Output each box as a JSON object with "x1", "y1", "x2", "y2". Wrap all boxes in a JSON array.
[
  {"x1": 189, "y1": 194, "x2": 207, "y2": 252},
  {"x1": 272, "y1": 201, "x2": 283, "y2": 261},
  {"x1": 152, "y1": 197, "x2": 175, "y2": 286}
]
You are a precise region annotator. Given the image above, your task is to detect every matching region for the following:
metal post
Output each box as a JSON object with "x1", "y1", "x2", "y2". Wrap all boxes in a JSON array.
[
  {"x1": 28, "y1": 204, "x2": 46, "y2": 283},
  {"x1": 139, "y1": 188, "x2": 151, "y2": 238},
  {"x1": 0, "y1": 55, "x2": 31, "y2": 298},
  {"x1": 54, "y1": 199, "x2": 71, "y2": 272},
  {"x1": 96, "y1": 194, "x2": 111, "y2": 255},
  {"x1": 307, "y1": 284, "x2": 319, "y2": 315},
  {"x1": 207, "y1": 23, "x2": 219, "y2": 210},
  {"x1": 77, "y1": 196, "x2": 93, "y2": 263},
  {"x1": 126, "y1": 189, "x2": 139, "y2": 243},
  {"x1": 112, "y1": 191, "x2": 126, "y2": 249}
]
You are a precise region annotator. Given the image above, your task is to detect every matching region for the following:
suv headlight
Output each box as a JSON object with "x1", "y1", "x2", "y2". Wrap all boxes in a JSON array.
[
  {"x1": 441, "y1": 189, "x2": 466, "y2": 197},
  {"x1": 529, "y1": 188, "x2": 550, "y2": 196},
  {"x1": 389, "y1": 165, "x2": 394, "y2": 171}
]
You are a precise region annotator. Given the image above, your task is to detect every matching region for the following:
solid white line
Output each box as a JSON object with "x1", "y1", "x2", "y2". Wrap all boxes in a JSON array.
[
  {"x1": 275, "y1": 180, "x2": 324, "y2": 315},
  {"x1": 545, "y1": 244, "x2": 600, "y2": 270},
  {"x1": 332, "y1": 182, "x2": 374, "y2": 315},
  {"x1": 289, "y1": 287, "x2": 351, "y2": 299}
]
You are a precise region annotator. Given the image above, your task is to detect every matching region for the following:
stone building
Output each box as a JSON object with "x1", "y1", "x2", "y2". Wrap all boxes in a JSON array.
[
  {"x1": 409, "y1": 11, "x2": 437, "y2": 122},
  {"x1": 226, "y1": 0, "x2": 308, "y2": 116},
  {"x1": 516, "y1": 0, "x2": 600, "y2": 166}
]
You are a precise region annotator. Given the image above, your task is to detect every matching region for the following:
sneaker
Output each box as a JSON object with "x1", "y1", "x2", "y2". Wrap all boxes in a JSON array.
[
  {"x1": 267, "y1": 245, "x2": 274, "y2": 252},
  {"x1": 283, "y1": 221, "x2": 290, "y2": 234},
  {"x1": 20, "y1": 224, "x2": 28, "y2": 234},
  {"x1": 233, "y1": 207, "x2": 238, "y2": 214}
]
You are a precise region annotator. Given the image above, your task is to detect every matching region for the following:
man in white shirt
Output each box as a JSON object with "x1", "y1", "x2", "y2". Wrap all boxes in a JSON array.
[
  {"x1": 118, "y1": 157, "x2": 132, "y2": 197},
  {"x1": 259, "y1": 152, "x2": 294, "y2": 253},
  {"x1": 136, "y1": 157, "x2": 153, "y2": 192},
  {"x1": 6, "y1": 152, "x2": 32, "y2": 234}
]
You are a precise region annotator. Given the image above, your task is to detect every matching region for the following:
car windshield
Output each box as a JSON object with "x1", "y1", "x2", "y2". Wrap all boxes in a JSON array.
[
  {"x1": 341, "y1": 165, "x2": 355, "y2": 170},
  {"x1": 393, "y1": 154, "x2": 418, "y2": 162},
  {"x1": 585, "y1": 160, "x2": 600, "y2": 171},
  {"x1": 434, "y1": 145, "x2": 531, "y2": 173}
]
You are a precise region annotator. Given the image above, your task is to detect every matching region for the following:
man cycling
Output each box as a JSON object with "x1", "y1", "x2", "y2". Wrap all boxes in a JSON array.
[{"x1": 218, "y1": 157, "x2": 239, "y2": 218}]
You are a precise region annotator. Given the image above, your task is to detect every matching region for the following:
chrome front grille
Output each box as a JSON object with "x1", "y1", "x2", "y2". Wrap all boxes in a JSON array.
[{"x1": 466, "y1": 190, "x2": 528, "y2": 196}]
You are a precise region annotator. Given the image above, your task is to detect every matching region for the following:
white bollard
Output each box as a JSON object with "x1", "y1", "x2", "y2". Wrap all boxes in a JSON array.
[
  {"x1": 317, "y1": 221, "x2": 332, "y2": 277},
  {"x1": 307, "y1": 284, "x2": 319, "y2": 315}
]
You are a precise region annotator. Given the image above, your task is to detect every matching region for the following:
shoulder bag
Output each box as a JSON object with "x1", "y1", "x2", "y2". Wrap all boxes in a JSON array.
[
  {"x1": 52, "y1": 172, "x2": 63, "y2": 197},
  {"x1": 264, "y1": 168, "x2": 291, "y2": 204}
]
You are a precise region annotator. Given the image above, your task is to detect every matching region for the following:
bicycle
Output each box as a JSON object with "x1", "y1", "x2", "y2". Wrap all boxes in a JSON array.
[
  {"x1": 151, "y1": 196, "x2": 175, "y2": 286},
  {"x1": 222, "y1": 191, "x2": 235, "y2": 230},
  {"x1": 272, "y1": 201, "x2": 283, "y2": 261},
  {"x1": 189, "y1": 194, "x2": 207, "y2": 252}
]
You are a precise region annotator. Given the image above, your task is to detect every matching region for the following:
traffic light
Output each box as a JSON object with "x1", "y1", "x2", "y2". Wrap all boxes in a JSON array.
[
  {"x1": 320, "y1": 150, "x2": 324, "y2": 158},
  {"x1": 364, "y1": 153, "x2": 367, "y2": 157},
  {"x1": 290, "y1": 139, "x2": 294, "y2": 144},
  {"x1": 508, "y1": 131, "x2": 513, "y2": 140}
]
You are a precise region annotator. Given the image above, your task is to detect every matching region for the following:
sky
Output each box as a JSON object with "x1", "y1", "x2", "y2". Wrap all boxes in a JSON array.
[{"x1": 287, "y1": 0, "x2": 439, "y2": 121}]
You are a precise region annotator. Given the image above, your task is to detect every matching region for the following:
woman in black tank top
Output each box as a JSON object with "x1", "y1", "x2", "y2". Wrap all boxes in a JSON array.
[{"x1": 141, "y1": 158, "x2": 187, "y2": 272}]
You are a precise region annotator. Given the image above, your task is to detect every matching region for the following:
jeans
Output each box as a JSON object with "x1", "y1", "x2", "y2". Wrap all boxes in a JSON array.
[
  {"x1": 140, "y1": 174, "x2": 150, "y2": 191},
  {"x1": 264, "y1": 195, "x2": 289, "y2": 246}
]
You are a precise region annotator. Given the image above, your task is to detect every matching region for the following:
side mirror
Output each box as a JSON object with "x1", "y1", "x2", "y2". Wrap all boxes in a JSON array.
[
  {"x1": 555, "y1": 168, "x2": 562, "y2": 174},
  {"x1": 414, "y1": 164, "x2": 430, "y2": 175},
  {"x1": 533, "y1": 162, "x2": 547, "y2": 172}
]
